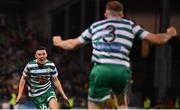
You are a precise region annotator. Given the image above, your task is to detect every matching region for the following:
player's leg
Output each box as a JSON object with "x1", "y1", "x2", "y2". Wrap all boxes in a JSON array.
[
  {"x1": 110, "y1": 65, "x2": 131, "y2": 109},
  {"x1": 47, "y1": 87, "x2": 59, "y2": 109},
  {"x1": 48, "y1": 98, "x2": 59, "y2": 109},
  {"x1": 88, "y1": 97, "x2": 115, "y2": 109},
  {"x1": 88, "y1": 100, "x2": 101, "y2": 109},
  {"x1": 113, "y1": 93, "x2": 128, "y2": 109}
]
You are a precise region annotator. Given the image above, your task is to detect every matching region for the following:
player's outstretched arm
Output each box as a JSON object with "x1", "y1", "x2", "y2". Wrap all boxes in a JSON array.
[
  {"x1": 52, "y1": 76, "x2": 70, "y2": 105},
  {"x1": 16, "y1": 74, "x2": 26, "y2": 104},
  {"x1": 144, "y1": 26, "x2": 177, "y2": 44},
  {"x1": 53, "y1": 36, "x2": 83, "y2": 50}
]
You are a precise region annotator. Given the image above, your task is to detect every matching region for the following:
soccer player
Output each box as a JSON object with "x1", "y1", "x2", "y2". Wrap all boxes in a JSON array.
[
  {"x1": 52, "y1": 1, "x2": 177, "y2": 109},
  {"x1": 16, "y1": 46, "x2": 69, "y2": 109}
]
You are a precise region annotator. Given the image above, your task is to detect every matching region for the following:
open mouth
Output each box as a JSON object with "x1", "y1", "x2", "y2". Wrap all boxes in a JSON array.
[
  {"x1": 39, "y1": 58, "x2": 45, "y2": 61},
  {"x1": 40, "y1": 59, "x2": 45, "y2": 61},
  {"x1": 38, "y1": 58, "x2": 46, "y2": 64}
]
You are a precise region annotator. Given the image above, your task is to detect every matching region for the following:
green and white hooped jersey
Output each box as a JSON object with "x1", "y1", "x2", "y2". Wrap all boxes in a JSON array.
[
  {"x1": 79, "y1": 18, "x2": 149, "y2": 68},
  {"x1": 23, "y1": 59, "x2": 58, "y2": 97}
]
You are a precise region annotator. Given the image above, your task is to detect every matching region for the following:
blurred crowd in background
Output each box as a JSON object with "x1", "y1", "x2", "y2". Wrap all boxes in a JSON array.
[
  {"x1": 0, "y1": 14, "x2": 89, "y2": 109},
  {"x1": 0, "y1": 11, "x2": 179, "y2": 109}
]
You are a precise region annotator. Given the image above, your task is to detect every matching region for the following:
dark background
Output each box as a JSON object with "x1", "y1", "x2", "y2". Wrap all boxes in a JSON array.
[{"x1": 0, "y1": 0, "x2": 179, "y2": 109}]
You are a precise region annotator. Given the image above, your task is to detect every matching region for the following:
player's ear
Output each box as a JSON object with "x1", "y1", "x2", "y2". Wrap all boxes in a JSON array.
[
  {"x1": 35, "y1": 52, "x2": 37, "y2": 59},
  {"x1": 46, "y1": 52, "x2": 48, "y2": 57},
  {"x1": 104, "y1": 13, "x2": 107, "y2": 19},
  {"x1": 45, "y1": 50, "x2": 48, "y2": 57}
]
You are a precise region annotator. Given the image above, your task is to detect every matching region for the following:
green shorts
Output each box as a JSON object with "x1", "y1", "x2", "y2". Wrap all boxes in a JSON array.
[
  {"x1": 88, "y1": 63, "x2": 131, "y2": 103},
  {"x1": 31, "y1": 87, "x2": 57, "y2": 109}
]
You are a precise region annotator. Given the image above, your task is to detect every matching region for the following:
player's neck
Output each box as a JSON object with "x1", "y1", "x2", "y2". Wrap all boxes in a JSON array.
[
  {"x1": 107, "y1": 16, "x2": 122, "y2": 19},
  {"x1": 107, "y1": 15, "x2": 122, "y2": 19},
  {"x1": 36, "y1": 59, "x2": 47, "y2": 65}
]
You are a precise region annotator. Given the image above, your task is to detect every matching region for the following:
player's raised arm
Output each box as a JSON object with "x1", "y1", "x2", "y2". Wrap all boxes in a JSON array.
[
  {"x1": 53, "y1": 35, "x2": 83, "y2": 50},
  {"x1": 16, "y1": 74, "x2": 27, "y2": 104},
  {"x1": 144, "y1": 26, "x2": 177, "y2": 44}
]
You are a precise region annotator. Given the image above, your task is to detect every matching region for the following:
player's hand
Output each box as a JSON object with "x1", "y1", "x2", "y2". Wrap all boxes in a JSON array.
[
  {"x1": 63, "y1": 95, "x2": 70, "y2": 106},
  {"x1": 167, "y1": 26, "x2": 177, "y2": 37},
  {"x1": 53, "y1": 36, "x2": 62, "y2": 47},
  {"x1": 15, "y1": 96, "x2": 21, "y2": 105}
]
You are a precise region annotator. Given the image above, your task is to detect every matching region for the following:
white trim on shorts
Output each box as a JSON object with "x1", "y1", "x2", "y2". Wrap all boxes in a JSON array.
[
  {"x1": 47, "y1": 95, "x2": 57, "y2": 102},
  {"x1": 88, "y1": 94, "x2": 111, "y2": 102}
]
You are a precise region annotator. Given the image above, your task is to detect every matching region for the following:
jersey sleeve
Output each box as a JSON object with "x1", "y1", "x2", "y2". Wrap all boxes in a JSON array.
[
  {"x1": 131, "y1": 21, "x2": 150, "y2": 39},
  {"x1": 79, "y1": 25, "x2": 93, "y2": 44},
  {"x1": 23, "y1": 64, "x2": 29, "y2": 77},
  {"x1": 51, "y1": 66, "x2": 58, "y2": 77}
]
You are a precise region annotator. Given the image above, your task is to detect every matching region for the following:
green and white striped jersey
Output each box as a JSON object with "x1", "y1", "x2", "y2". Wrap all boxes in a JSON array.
[
  {"x1": 79, "y1": 18, "x2": 149, "y2": 68},
  {"x1": 23, "y1": 59, "x2": 58, "y2": 97}
]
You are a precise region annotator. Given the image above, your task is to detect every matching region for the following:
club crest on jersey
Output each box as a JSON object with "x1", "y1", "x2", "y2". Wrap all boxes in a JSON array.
[{"x1": 47, "y1": 68, "x2": 53, "y2": 73}]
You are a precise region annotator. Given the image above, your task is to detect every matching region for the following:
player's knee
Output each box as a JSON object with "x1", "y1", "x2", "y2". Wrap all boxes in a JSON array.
[{"x1": 49, "y1": 98, "x2": 59, "y2": 109}]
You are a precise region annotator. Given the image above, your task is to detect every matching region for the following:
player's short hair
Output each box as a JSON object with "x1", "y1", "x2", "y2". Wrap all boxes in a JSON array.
[
  {"x1": 106, "y1": 1, "x2": 124, "y2": 12},
  {"x1": 36, "y1": 46, "x2": 47, "y2": 51}
]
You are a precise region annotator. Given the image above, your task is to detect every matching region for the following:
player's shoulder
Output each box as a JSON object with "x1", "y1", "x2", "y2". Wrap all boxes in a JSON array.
[
  {"x1": 24, "y1": 59, "x2": 37, "y2": 68},
  {"x1": 120, "y1": 18, "x2": 135, "y2": 25},
  {"x1": 46, "y1": 59, "x2": 54, "y2": 63},
  {"x1": 123, "y1": 18, "x2": 136, "y2": 25},
  {"x1": 27, "y1": 59, "x2": 37, "y2": 64},
  {"x1": 91, "y1": 19, "x2": 107, "y2": 27},
  {"x1": 46, "y1": 59, "x2": 56, "y2": 66}
]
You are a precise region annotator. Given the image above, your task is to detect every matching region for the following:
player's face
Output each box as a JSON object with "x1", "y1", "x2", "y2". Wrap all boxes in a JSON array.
[{"x1": 35, "y1": 50, "x2": 47, "y2": 65}]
